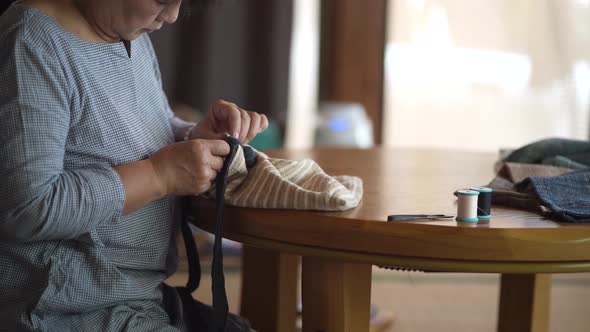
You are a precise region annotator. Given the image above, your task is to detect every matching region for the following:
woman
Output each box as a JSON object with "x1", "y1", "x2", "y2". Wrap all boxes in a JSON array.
[{"x1": 0, "y1": 0, "x2": 267, "y2": 330}]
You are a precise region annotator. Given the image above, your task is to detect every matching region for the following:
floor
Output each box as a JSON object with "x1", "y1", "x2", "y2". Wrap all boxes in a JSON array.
[{"x1": 166, "y1": 259, "x2": 590, "y2": 332}]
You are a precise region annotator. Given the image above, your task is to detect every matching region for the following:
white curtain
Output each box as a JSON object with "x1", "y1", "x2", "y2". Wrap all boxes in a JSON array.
[{"x1": 383, "y1": 0, "x2": 590, "y2": 151}]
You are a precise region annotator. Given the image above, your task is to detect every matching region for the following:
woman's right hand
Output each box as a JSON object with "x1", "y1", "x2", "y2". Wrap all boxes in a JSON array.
[{"x1": 149, "y1": 139, "x2": 230, "y2": 196}]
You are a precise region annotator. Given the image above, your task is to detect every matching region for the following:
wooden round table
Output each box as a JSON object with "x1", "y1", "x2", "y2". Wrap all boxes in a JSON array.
[{"x1": 190, "y1": 148, "x2": 590, "y2": 332}]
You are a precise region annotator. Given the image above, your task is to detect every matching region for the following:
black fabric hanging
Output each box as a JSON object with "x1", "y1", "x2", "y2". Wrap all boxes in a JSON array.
[
  {"x1": 208, "y1": 136, "x2": 239, "y2": 331},
  {"x1": 178, "y1": 135, "x2": 256, "y2": 332}
]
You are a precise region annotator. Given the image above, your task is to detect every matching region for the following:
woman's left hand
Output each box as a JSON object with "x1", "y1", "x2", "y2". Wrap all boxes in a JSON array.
[{"x1": 192, "y1": 99, "x2": 269, "y2": 144}]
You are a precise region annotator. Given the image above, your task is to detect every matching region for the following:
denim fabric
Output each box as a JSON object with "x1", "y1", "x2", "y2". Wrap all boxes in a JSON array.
[
  {"x1": 488, "y1": 163, "x2": 572, "y2": 212},
  {"x1": 493, "y1": 138, "x2": 590, "y2": 222},
  {"x1": 518, "y1": 170, "x2": 590, "y2": 223}
]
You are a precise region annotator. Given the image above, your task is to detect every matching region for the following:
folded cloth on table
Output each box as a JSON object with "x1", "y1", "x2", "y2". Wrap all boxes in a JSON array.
[
  {"x1": 503, "y1": 137, "x2": 590, "y2": 169},
  {"x1": 489, "y1": 137, "x2": 590, "y2": 222},
  {"x1": 488, "y1": 162, "x2": 574, "y2": 212},
  {"x1": 518, "y1": 170, "x2": 590, "y2": 222}
]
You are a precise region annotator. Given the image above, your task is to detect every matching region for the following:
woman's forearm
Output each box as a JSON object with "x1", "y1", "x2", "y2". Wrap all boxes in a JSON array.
[
  {"x1": 114, "y1": 159, "x2": 167, "y2": 215},
  {"x1": 114, "y1": 115, "x2": 195, "y2": 215}
]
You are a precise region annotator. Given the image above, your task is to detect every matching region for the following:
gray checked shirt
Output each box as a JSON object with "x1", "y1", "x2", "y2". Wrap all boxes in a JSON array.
[{"x1": 0, "y1": 4, "x2": 190, "y2": 331}]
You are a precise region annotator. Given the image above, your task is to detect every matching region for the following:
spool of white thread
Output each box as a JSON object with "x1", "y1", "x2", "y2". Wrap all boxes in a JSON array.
[{"x1": 455, "y1": 189, "x2": 479, "y2": 223}]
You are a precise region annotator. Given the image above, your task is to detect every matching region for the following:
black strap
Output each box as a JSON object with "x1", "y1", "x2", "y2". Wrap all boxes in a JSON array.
[
  {"x1": 178, "y1": 197, "x2": 204, "y2": 331},
  {"x1": 180, "y1": 200, "x2": 201, "y2": 293},
  {"x1": 209, "y1": 136, "x2": 240, "y2": 332},
  {"x1": 180, "y1": 136, "x2": 253, "y2": 332}
]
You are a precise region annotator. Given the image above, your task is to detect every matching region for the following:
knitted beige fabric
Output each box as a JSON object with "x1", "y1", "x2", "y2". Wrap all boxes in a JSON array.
[{"x1": 206, "y1": 147, "x2": 363, "y2": 211}]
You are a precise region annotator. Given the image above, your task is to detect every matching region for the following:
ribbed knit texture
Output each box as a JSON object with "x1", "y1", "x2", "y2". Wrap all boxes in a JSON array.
[{"x1": 207, "y1": 147, "x2": 363, "y2": 211}]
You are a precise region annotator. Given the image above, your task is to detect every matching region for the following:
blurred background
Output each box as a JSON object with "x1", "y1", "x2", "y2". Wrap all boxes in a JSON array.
[
  {"x1": 154, "y1": 1, "x2": 590, "y2": 332},
  {"x1": 151, "y1": 0, "x2": 590, "y2": 153},
  {"x1": 0, "y1": 0, "x2": 587, "y2": 330},
  {"x1": 383, "y1": 0, "x2": 590, "y2": 151}
]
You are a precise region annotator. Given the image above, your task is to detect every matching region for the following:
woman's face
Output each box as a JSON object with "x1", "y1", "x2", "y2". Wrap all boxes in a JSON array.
[{"x1": 89, "y1": 0, "x2": 182, "y2": 41}]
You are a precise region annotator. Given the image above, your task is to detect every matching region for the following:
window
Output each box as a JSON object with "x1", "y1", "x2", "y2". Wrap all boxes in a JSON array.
[{"x1": 383, "y1": 0, "x2": 590, "y2": 151}]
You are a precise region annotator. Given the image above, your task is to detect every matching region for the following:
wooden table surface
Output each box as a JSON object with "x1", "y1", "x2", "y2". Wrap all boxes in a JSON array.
[{"x1": 190, "y1": 147, "x2": 590, "y2": 332}]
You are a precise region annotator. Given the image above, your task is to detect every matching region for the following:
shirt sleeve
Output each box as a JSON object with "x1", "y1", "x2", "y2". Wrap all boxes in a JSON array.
[{"x1": 0, "y1": 32, "x2": 125, "y2": 242}]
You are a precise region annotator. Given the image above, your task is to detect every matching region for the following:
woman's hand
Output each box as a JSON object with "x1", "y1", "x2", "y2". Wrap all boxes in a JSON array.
[
  {"x1": 149, "y1": 139, "x2": 230, "y2": 196},
  {"x1": 192, "y1": 99, "x2": 269, "y2": 144}
]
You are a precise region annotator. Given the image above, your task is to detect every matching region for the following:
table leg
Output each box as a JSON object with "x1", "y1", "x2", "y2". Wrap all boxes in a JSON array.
[
  {"x1": 301, "y1": 257, "x2": 372, "y2": 332},
  {"x1": 240, "y1": 246, "x2": 299, "y2": 332},
  {"x1": 497, "y1": 273, "x2": 551, "y2": 332}
]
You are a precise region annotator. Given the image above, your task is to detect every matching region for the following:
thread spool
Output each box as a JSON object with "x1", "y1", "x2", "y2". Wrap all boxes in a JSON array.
[
  {"x1": 455, "y1": 189, "x2": 479, "y2": 223},
  {"x1": 470, "y1": 186, "x2": 493, "y2": 221}
]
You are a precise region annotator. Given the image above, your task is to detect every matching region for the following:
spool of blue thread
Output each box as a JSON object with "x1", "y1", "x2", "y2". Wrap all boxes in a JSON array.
[{"x1": 470, "y1": 186, "x2": 493, "y2": 221}]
